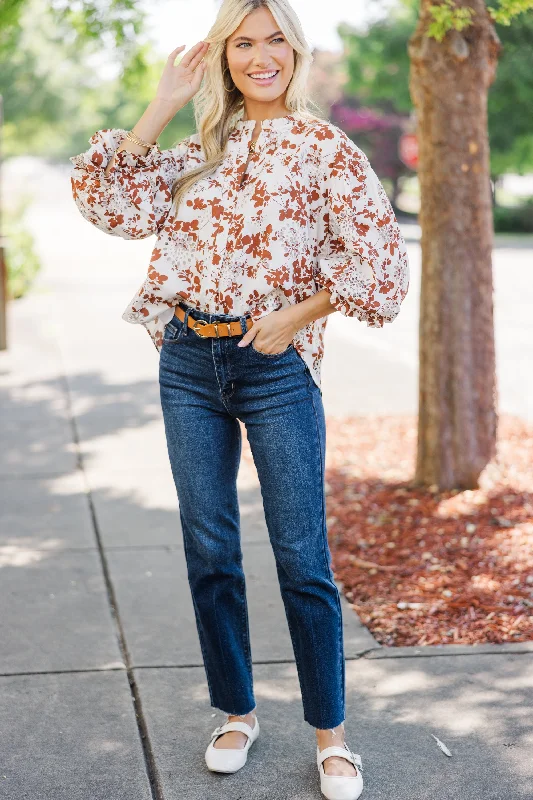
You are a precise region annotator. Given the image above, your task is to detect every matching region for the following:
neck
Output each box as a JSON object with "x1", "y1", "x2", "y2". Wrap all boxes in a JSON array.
[{"x1": 241, "y1": 100, "x2": 291, "y2": 123}]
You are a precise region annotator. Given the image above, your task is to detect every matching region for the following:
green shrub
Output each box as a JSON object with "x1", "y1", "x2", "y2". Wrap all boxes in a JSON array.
[
  {"x1": 2, "y1": 196, "x2": 41, "y2": 299},
  {"x1": 493, "y1": 197, "x2": 533, "y2": 234}
]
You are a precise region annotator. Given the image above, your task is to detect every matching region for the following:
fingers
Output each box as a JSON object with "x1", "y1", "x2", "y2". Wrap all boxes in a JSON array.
[
  {"x1": 191, "y1": 61, "x2": 207, "y2": 87},
  {"x1": 167, "y1": 44, "x2": 186, "y2": 62},
  {"x1": 179, "y1": 40, "x2": 210, "y2": 71},
  {"x1": 237, "y1": 327, "x2": 258, "y2": 347}
]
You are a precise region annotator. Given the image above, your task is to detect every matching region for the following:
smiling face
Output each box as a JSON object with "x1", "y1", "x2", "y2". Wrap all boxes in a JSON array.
[{"x1": 225, "y1": 6, "x2": 295, "y2": 119}]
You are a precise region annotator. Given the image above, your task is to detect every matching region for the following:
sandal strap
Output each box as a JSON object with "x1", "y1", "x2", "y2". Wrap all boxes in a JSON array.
[
  {"x1": 210, "y1": 720, "x2": 254, "y2": 741},
  {"x1": 317, "y1": 744, "x2": 362, "y2": 771}
]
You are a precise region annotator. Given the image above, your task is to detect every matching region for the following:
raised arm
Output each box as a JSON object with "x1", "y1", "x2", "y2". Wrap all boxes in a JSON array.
[{"x1": 69, "y1": 41, "x2": 209, "y2": 240}]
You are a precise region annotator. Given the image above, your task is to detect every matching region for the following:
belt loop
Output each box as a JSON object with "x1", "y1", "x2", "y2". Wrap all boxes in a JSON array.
[
  {"x1": 239, "y1": 315, "x2": 248, "y2": 336},
  {"x1": 182, "y1": 306, "x2": 192, "y2": 336}
]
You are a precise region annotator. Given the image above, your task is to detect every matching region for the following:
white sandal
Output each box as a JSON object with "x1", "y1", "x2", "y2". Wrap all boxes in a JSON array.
[
  {"x1": 204, "y1": 716, "x2": 260, "y2": 773},
  {"x1": 316, "y1": 742, "x2": 364, "y2": 800}
]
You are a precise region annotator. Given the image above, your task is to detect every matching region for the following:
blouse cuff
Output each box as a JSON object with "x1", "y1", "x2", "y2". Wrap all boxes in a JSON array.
[
  {"x1": 319, "y1": 276, "x2": 386, "y2": 327},
  {"x1": 69, "y1": 128, "x2": 162, "y2": 175}
]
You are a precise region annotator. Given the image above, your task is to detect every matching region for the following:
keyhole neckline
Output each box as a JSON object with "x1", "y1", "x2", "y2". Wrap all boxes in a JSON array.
[{"x1": 233, "y1": 112, "x2": 303, "y2": 130}]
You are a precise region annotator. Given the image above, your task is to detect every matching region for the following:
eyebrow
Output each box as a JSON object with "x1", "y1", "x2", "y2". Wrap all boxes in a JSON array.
[{"x1": 230, "y1": 30, "x2": 284, "y2": 43}]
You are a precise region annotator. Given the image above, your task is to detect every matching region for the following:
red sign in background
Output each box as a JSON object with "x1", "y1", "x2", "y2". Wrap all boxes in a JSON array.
[{"x1": 399, "y1": 133, "x2": 418, "y2": 170}]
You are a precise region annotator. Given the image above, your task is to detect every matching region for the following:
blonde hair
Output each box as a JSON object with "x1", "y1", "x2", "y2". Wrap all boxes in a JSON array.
[{"x1": 170, "y1": 0, "x2": 322, "y2": 214}]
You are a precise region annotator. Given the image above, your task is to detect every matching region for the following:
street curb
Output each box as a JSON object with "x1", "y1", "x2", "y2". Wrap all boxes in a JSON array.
[
  {"x1": 359, "y1": 640, "x2": 533, "y2": 659},
  {"x1": 337, "y1": 582, "x2": 533, "y2": 660}
]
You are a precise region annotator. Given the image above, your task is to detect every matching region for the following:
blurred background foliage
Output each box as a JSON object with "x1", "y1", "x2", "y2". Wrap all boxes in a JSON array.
[
  {"x1": 336, "y1": 0, "x2": 533, "y2": 178},
  {"x1": 0, "y1": 0, "x2": 197, "y2": 158},
  {"x1": 2, "y1": 196, "x2": 41, "y2": 299}
]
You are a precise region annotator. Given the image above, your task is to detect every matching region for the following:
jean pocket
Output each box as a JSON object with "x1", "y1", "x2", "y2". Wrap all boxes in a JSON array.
[
  {"x1": 250, "y1": 339, "x2": 295, "y2": 358},
  {"x1": 162, "y1": 316, "x2": 183, "y2": 343}
]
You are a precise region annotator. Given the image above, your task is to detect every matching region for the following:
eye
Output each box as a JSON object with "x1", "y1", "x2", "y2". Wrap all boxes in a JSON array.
[{"x1": 236, "y1": 37, "x2": 285, "y2": 48}]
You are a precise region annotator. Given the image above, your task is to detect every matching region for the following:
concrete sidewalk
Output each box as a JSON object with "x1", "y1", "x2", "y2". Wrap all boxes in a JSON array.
[{"x1": 1, "y1": 159, "x2": 532, "y2": 799}]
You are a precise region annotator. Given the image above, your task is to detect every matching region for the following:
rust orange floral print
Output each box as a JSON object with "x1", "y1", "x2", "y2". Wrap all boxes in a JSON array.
[{"x1": 69, "y1": 113, "x2": 410, "y2": 389}]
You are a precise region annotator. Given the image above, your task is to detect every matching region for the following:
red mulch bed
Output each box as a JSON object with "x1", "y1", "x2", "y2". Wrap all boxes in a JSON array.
[
  {"x1": 242, "y1": 413, "x2": 533, "y2": 647},
  {"x1": 324, "y1": 413, "x2": 533, "y2": 647}
]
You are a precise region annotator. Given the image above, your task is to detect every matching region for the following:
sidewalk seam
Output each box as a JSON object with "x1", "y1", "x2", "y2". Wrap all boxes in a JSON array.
[
  {"x1": 59, "y1": 359, "x2": 165, "y2": 800},
  {"x1": 2, "y1": 645, "x2": 531, "y2": 679},
  {"x1": 0, "y1": 667, "x2": 126, "y2": 678}
]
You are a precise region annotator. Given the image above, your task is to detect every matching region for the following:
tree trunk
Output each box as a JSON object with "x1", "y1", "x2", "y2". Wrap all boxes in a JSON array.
[{"x1": 409, "y1": 0, "x2": 501, "y2": 490}]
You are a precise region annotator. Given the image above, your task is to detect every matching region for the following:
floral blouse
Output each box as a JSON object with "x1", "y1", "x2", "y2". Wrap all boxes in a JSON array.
[{"x1": 69, "y1": 112, "x2": 409, "y2": 389}]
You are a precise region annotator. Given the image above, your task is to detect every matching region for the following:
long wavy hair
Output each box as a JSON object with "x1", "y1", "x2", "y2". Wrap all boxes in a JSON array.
[{"x1": 170, "y1": 0, "x2": 323, "y2": 214}]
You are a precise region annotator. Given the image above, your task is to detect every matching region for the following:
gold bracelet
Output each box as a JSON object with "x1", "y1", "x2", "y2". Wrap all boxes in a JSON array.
[{"x1": 125, "y1": 130, "x2": 159, "y2": 150}]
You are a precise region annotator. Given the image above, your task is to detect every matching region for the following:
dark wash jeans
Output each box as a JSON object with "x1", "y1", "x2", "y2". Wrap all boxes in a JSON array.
[{"x1": 158, "y1": 301, "x2": 345, "y2": 729}]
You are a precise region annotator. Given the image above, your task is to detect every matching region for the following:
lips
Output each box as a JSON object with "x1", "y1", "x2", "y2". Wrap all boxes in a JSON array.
[{"x1": 247, "y1": 70, "x2": 280, "y2": 85}]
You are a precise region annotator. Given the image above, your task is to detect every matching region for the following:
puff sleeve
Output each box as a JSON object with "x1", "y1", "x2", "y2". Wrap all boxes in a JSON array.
[
  {"x1": 315, "y1": 132, "x2": 410, "y2": 327},
  {"x1": 69, "y1": 128, "x2": 190, "y2": 240}
]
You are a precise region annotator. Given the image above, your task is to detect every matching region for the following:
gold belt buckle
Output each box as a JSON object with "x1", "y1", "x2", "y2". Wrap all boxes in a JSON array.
[
  {"x1": 192, "y1": 319, "x2": 209, "y2": 337},
  {"x1": 192, "y1": 318, "x2": 221, "y2": 338}
]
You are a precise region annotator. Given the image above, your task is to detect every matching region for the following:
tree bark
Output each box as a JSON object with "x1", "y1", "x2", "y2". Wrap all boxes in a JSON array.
[{"x1": 409, "y1": 0, "x2": 501, "y2": 490}]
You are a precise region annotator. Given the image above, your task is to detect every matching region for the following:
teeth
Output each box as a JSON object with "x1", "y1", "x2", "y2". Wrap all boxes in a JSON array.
[{"x1": 249, "y1": 71, "x2": 278, "y2": 79}]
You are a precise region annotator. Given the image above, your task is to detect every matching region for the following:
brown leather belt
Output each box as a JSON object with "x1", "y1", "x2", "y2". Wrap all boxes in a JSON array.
[{"x1": 174, "y1": 304, "x2": 254, "y2": 338}]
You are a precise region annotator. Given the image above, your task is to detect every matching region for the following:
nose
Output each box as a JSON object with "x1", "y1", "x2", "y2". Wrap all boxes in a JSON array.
[{"x1": 249, "y1": 41, "x2": 274, "y2": 65}]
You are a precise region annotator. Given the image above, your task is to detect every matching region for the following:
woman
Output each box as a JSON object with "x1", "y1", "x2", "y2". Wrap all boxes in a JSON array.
[{"x1": 70, "y1": 1, "x2": 409, "y2": 797}]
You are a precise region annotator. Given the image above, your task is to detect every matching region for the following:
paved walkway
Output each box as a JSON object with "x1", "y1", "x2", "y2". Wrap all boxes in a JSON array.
[{"x1": 1, "y1": 158, "x2": 532, "y2": 799}]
